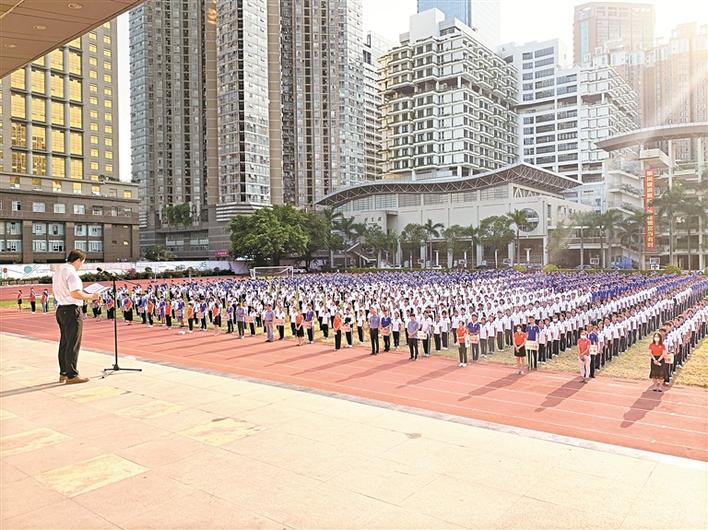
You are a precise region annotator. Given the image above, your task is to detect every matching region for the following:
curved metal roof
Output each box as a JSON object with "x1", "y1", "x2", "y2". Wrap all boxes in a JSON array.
[
  {"x1": 596, "y1": 122, "x2": 708, "y2": 152},
  {"x1": 315, "y1": 162, "x2": 581, "y2": 208}
]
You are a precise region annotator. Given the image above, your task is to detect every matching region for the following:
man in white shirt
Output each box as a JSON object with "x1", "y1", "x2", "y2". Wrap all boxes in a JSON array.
[{"x1": 52, "y1": 249, "x2": 99, "y2": 384}]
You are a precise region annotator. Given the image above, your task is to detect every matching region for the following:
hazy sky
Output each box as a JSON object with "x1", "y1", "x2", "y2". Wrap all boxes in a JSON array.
[{"x1": 117, "y1": 0, "x2": 708, "y2": 182}]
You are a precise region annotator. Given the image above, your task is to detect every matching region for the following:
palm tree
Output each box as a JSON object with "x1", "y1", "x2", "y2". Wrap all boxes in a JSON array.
[
  {"x1": 506, "y1": 209, "x2": 529, "y2": 265},
  {"x1": 422, "y1": 219, "x2": 444, "y2": 268},
  {"x1": 616, "y1": 209, "x2": 650, "y2": 268},
  {"x1": 601, "y1": 209, "x2": 624, "y2": 268},
  {"x1": 570, "y1": 211, "x2": 597, "y2": 268},
  {"x1": 441, "y1": 225, "x2": 466, "y2": 268},
  {"x1": 465, "y1": 225, "x2": 481, "y2": 268},
  {"x1": 334, "y1": 216, "x2": 357, "y2": 245},
  {"x1": 319, "y1": 207, "x2": 344, "y2": 268},
  {"x1": 651, "y1": 184, "x2": 688, "y2": 267}
]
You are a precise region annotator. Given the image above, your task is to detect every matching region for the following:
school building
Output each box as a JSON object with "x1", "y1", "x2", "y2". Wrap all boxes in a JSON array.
[{"x1": 0, "y1": 171, "x2": 140, "y2": 264}]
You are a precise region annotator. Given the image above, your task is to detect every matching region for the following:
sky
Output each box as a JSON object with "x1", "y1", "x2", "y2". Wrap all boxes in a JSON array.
[{"x1": 117, "y1": 0, "x2": 708, "y2": 182}]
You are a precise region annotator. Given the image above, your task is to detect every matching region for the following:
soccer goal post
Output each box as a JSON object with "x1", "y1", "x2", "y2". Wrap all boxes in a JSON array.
[{"x1": 250, "y1": 266, "x2": 294, "y2": 280}]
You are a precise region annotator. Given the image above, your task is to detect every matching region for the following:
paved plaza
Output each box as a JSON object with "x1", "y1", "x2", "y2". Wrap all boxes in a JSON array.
[{"x1": 1, "y1": 331, "x2": 706, "y2": 529}]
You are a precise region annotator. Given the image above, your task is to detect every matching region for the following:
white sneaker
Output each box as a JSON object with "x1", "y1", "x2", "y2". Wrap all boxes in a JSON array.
[
  {"x1": 458, "y1": 362, "x2": 462, "y2": 367},
  {"x1": 462, "y1": 363, "x2": 467, "y2": 367}
]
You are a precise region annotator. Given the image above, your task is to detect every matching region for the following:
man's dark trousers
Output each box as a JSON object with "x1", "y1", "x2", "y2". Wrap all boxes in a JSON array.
[{"x1": 56, "y1": 305, "x2": 82, "y2": 378}]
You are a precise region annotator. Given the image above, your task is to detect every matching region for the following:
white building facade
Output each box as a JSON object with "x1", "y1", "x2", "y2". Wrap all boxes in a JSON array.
[
  {"x1": 380, "y1": 9, "x2": 518, "y2": 182},
  {"x1": 499, "y1": 39, "x2": 638, "y2": 211}
]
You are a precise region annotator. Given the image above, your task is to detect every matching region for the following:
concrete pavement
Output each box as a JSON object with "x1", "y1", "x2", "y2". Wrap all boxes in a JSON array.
[{"x1": 1, "y1": 333, "x2": 706, "y2": 529}]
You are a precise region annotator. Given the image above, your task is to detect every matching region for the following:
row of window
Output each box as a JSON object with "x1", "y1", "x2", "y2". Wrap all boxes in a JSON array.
[
  {"x1": 7, "y1": 201, "x2": 132, "y2": 216},
  {"x1": 0, "y1": 240, "x2": 105, "y2": 253}
]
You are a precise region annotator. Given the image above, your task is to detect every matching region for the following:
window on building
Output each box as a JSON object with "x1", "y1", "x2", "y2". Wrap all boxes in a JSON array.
[
  {"x1": 52, "y1": 156, "x2": 66, "y2": 178},
  {"x1": 11, "y1": 69, "x2": 26, "y2": 90},
  {"x1": 92, "y1": 206, "x2": 103, "y2": 215},
  {"x1": 88, "y1": 225, "x2": 102, "y2": 237},
  {"x1": 11, "y1": 121, "x2": 27, "y2": 147},
  {"x1": 70, "y1": 159, "x2": 83, "y2": 179},
  {"x1": 90, "y1": 148, "x2": 99, "y2": 157},
  {"x1": 49, "y1": 240, "x2": 65, "y2": 253},
  {"x1": 31, "y1": 177, "x2": 41, "y2": 188},
  {"x1": 73, "y1": 204, "x2": 85, "y2": 215},
  {"x1": 32, "y1": 202, "x2": 45, "y2": 213},
  {"x1": 105, "y1": 164, "x2": 113, "y2": 173},
  {"x1": 11, "y1": 93, "x2": 26, "y2": 118},
  {"x1": 123, "y1": 207, "x2": 132, "y2": 216},
  {"x1": 54, "y1": 203, "x2": 66, "y2": 214},
  {"x1": 105, "y1": 151, "x2": 113, "y2": 159},
  {"x1": 49, "y1": 49, "x2": 64, "y2": 70},
  {"x1": 88, "y1": 240, "x2": 103, "y2": 252},
  {"x1": 68, "y1": 51, "x2": 81, "y2": 75},
  {"x1": 74, "y1": 224, "x2": 86, "y2": 236},
  {"x1": 75, "y1": 240, "x2": 87, "y2": 251},
  {"x1": 91, "y1": 185, "x2": 100, "y2": 196},
  {"x1": 32, "y1": 222, "x2": 46, "y2": 235},
  {"x1": 51, "y1": 129, "x2": 65, "y2": 153},
  {"x1": 90, "y1": 122, "x2": 99, "y2": 131},
  {"x1": 105, "y1": 138, "x2": 112, "y2": 147},
  {"x1": 105, "y1": 112, "x2": 112, "y2": 122},
  {"x1": 32, "y1": 125, "x2": 46, "y2": 150},
  {"x1": 32, "y1": 240, "x2": 48, "y2": 252},
  {"x1": 11, "y1": 152, "x2": 27, "y2": 173},
  {"x1": 89, "y1": 43, "x2": 96, "y2": 53},
  {"x1": 32, "y1": 154, "x2": 47, "y2": 175},
  {"x1": 69, "y1": 105, "x2": 82, "y2": 128},
  {"x1": 69, "y1": 78, "x2": 81, "y2": 102},
  {"x1": 11, "y1": 201, "x2": 22, "y2": 212},
  {"x1": 51, "y1": 101, "x2": 64, "y2": 125},
  {"x1": 50, "y1": 73, "x2": 64, "y2": 98},
  {"x1": 6, "y1": 240, "x2": 22, "y2": 252},
  {"x1": 31, "y1": 69, "x2": 45, "y2": 94},
  {"x1": 7, "y1": 221, "x2": 21, "y2": 235},
  {"x1": 123, "y1": 190, "x2": 133, "y2": 199},
  {"x1": 52, "y1": 180, "x2": 62, "y2": 193},
  {"x1": 31, "y1": 97, "x2": 46, "y2": 122},
  {"x1": 70, "y1": 132, "x2": 82, "y2": 155},
  {"x1": 89, "y1": 96, "x2": 98, "y2": 106},
  {"x1": 104, "y1": 87, "x2": 112, "y2": 96}
]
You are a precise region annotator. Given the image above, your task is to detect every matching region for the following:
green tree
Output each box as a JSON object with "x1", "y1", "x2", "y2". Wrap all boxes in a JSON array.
[
  {"x1": 334, "y1": 216, "x2": 357, "y2": 245},
  {"x1": 617, "y1": 209, "x2": 650, "y2": 268},
  {"x1": 162, "y1": 204, "x2": 175, "y2": 226},
  {"x1": 651, "y1": 184, "x2": 688, "y2": 267},
  {"x1": 506, "y1": 209, "x2": 529, "y2": 265},
  {"x1": 230, "y1": 205, "x2": 308, "y2": 266},
  {"x1": 571, "y1": 210, "x2": 599, "y2": 268},
  {"x1": 363, "y1": 224, "x2": 388, "y2": 267},
  {"x1": 318, "y1": 207, "x2": 344, "y2": 267},
  {"x1": 464, "y1": 225, "x2": 481, "y2": 268},
  {"x1": 601, "y1": 208, "x2": 624, "y2": 267},
  {"x1": 302, "y1": 211, "x2": 329, "y2": 271},
  {"x1": 400, "y1": 223, "x2": 426, "y2": 268},
  {"x1": 422, "y1": 219, "x2": 444, "y2": 268},
  {"x1": 144, "y1": 244, "x2": 174, "y2": 262},
  {"x1": 479, "y1": 216, "x2": 514, "y2": 268},
  {"x1": 442, "y1": 224, "x2": 466, "y2": 267}
]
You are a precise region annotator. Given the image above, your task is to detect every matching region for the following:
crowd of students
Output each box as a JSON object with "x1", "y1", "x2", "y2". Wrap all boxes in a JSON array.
[{"x1": 14, "y1": 270, "x2": 708, "y2": 387}]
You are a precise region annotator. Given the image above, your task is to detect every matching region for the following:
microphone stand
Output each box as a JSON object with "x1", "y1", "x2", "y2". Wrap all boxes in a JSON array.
[{"x1": 99, "y1": 270, "x2": 142, "y2": 378}]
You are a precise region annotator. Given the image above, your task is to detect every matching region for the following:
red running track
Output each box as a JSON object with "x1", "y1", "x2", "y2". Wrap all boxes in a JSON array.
[{"x1": 2, "y1": 310, "x2": 707, "y2": 461}]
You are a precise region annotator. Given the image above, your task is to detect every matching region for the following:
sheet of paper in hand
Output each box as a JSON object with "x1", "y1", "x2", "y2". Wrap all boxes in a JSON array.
[{"x1": 84, "y1": 283, "x2": 111, "y2": 295}]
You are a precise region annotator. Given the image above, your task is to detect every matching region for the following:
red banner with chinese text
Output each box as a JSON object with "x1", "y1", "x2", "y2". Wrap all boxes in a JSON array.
[{"x1": 644, "y1": 168, "x2": 656, "y2": 251}]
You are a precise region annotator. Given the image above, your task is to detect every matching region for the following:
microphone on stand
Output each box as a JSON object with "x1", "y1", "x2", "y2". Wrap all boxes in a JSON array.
[{"x1": 96, "y1": 267, "x2": 117, "y2": 277}]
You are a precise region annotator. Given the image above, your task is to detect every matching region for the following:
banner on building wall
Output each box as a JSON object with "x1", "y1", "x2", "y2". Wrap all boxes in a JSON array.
[
  {"x1": 644, "y1": 168, "x2": 657, "y2": 251},
  {"x1": 0, "y1": 260, "x2": 249, "y2": 280}
]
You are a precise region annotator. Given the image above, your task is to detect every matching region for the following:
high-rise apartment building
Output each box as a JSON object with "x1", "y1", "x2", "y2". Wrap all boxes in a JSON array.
[
  {"x1": 130, "y1": 0, "x2": 220, "y2": 258},
  {"x1": 1, "y1": 22, "x2": 119, "y2": 185},
  {"x1": 379, "y1": 10, "x2": 517, "y2": 181},
  {"x1": 363, "y1": 31, "x2": 394, "y2": 181},
  {"x1": 215, "y1": 0, "x2": 272, "y2": 222},
  {"x1": 417, "y1": 0, "x2": 500, "y2": 48},
  {"x1": 279, "y1": 0, "x2": 366, "y2": 207},
  {"x1": 590, "y1": 23, "x2": 708, "y2": 162},
  {"x1": 500, "y1": 39, "x2": 638, "y2": 211},
  {"x1": 130, "y1": 0, "x2": 365, "y2": 257},
  {"x1": 643, "y1": 23, "x2": 708, "y2": 161},
  {"x1": 573, "y1": 2, "x2": 655, "y2": 65}
]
